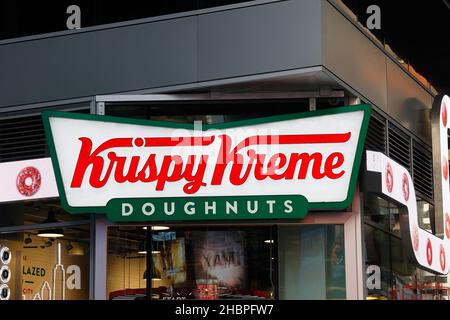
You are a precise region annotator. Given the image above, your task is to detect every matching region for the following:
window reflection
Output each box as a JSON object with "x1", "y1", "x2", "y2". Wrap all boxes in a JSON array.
[
  {"x1": 278, "y1": 225, "x2": 346, "y2": 299},
  {"x1": 107, "y1": 226, "x2": 275, "y2": 300},
  {"x1": 364, "y1": 220, "x2": 449, "y2": 300},
  {"x1": 417, "y1": 199, "x2": 434, "y2": 234}
]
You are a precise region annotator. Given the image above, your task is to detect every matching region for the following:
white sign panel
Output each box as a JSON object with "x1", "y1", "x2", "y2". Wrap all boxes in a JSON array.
[{"x1": 0, "y1": 158, "x2": 58, "y2": 203}]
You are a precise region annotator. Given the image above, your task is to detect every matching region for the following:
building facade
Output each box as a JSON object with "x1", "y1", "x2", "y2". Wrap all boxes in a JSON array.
[{"x1": 0, "y1": 0, "x2": 446, "y2": 300}]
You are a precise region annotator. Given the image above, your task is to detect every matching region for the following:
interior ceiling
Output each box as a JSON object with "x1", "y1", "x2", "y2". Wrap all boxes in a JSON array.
[
  {"x1": 21, "y1": 200, "x2": 86, "y2": 223},
  {"x1": 342, "y1": 0, "x2": 450, "y2": 94}
]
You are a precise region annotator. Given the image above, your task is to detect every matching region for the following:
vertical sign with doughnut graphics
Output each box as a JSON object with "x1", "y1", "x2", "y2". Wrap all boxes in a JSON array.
[
  {"x1": 0, "y1": 246, "x2": 12, "y2": 300},
  {"x1": 365, "y1": 95, "x2": 450, "y2": 274}
]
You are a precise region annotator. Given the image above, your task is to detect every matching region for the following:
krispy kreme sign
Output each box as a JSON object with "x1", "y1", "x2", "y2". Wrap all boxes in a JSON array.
[{"x1": 42, "y1": 105, "x2": 370, "y2": 222}]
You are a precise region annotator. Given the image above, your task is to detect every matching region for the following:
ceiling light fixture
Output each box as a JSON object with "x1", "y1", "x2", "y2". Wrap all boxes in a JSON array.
[
  {"x1": 143, "y1": 268, "x2": 162, "y2": 281},
  {"x1": 142, "y1": 226, "x2": 170, "y2": 231},
  {"x1": 37, "y1": 208, "x2": 64, "y2": 238}
]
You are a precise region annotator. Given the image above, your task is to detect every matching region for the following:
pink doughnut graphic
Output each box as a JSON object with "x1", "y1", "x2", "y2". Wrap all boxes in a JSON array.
[
  {"x1": 426, "y1": 239, "x2": 433, "y2": 266},
  {"x1": 443, "y1": 101, "x2": 448, "y2": 127},
  {"x1": 385, "y1": 163, "x2": 393, "y2": 193},
  {"x1": 402, "y1": 173, "x2": 409, "y2": 201},
  {"x1": 440, "y1": 244, "x2": 446, "y2": 272},
  {"x1": 443, "y1": 156, "x2": 449, "y2": 181},
  {"x1": 412, "y1": 225, "x2": 419, "y2": 252},
  {"x1": 16, "y1": 166, "x2": 41, "y2": 197},
  {"x1": 446, "y1": 213, "x2": 450, "y2": 239}
]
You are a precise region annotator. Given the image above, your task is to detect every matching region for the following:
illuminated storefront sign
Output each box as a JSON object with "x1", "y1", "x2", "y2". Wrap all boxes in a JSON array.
[
  {"x1": 366, "y1": 95, "x2": 450, "y2": 275},
  {"x1": 43, "y1": 105, "x2": 371, "y2": 222}
]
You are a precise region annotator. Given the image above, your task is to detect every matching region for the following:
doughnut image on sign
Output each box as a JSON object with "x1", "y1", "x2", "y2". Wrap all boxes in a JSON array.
[
  {"x1": 16, "y1": 166, "x2": 41, "y2": 197},
  {"x1": 426, "y1": 239, "x2": 433, "y2": 266},
  {"x1": 0, "y1": 247, "x2": 11, "y2": 265},
  {"x1": 443, "y1": 101, "x2": 447, "y2": 127},
  {"x1": 443, "y1": 157, "x2": 449, "y2": 181},
  {"x1": 402, "y1": 173, "x2": 409, "y2": 201},
  {"x1": 385, "y1": 163, "x2": 393, "y2": 193},
  {"x1": 412, "y1": 225, "x2": 419, "y2": 251},
  {"x1": 440, "y1": 244, "x2": 446, "y2": 272},
  {"x1": 446, "y1": 213, "x2": 450, "y2": 239}
]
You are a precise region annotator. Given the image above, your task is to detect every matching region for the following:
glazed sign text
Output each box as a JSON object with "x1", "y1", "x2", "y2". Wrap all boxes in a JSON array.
[{"x1": 42, "y1": 105, "x2": 370, "y2": 222}]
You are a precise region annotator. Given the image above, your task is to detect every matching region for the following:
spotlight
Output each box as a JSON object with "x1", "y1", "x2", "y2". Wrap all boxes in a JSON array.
[
  {"x1": 24, "y1": 234, "x2": 32, "y2": 245},
  {"x1": 40, "y1": 239, "x2": 53, "y2": 248}
]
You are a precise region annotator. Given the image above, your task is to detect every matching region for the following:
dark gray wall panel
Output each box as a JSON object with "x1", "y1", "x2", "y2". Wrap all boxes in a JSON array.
[
  {"x1": 322, "y1": 1, "x2": 387, "y2": 112},
  {"x1": 0, "y1": 17, "x2": 197, "y2": 108},
  {"x1": 386, "y1": 58, "x2": 433, "y2": 144},
  {"x1": 198, "y1": 0, "x2": 322, "y2": 81}
]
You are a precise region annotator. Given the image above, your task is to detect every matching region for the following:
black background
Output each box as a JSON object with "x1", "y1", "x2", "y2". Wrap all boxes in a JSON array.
[
  {"x1": 0, "y1": 300, "x2": 446, "y2": 319},
  {"x1": 343, "y1": 0, "x2": 450, "y2": 94}
]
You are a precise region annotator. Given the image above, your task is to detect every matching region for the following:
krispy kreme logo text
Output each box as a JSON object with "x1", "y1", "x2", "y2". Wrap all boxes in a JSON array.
[
  {"x1": 71, "y1": 133, "x2": 349, "y2": 194},
  {"x1": 43, "y1": 105, "x2": 370, "y2": 221}
]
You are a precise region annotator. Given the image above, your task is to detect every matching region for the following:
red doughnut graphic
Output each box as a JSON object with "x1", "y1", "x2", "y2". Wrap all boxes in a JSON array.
[
  {"x1": 440, "y1": 244, "x2": 446, "y2": 272},
  {"x1": 446, "y1": 213, "x2": 450, "y2": 239},
  {"x1": 443, "y1": 156, "x2": 449, "y2": 181},
  {"x1": 426, "y1": 239, "x2": 433, "y2": 266},
  {"x1": 412, "y1": 225, "x2": 419, "y2": 252},
  {"x1": 385, "y1": 163, "x2": 393, "y2": 193},
  {"x1": 443, "y1": 101, "x2": 448, "y2": 127},
  {"x1": 16, "y1": 166, "x2": 41, "y2": 197},
  {"x1": 402, "y1": 173, "x2": 409, "y2": 201}
]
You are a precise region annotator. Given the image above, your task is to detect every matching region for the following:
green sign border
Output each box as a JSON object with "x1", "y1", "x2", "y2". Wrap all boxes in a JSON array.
[{"x1": 42, "y1": 104, "x2": 371, "y2": 220}]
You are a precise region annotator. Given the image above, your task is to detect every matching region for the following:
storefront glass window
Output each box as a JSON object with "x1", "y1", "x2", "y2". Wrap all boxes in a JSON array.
[
  {"x1": 107, "y1": 226, "x2": 275, "y2": 300},
  {"x1": 0, "y1": 226, "x2": 90, "y2": 300},
  {"x1": 417, "y1": 199, "x2": 434, "y2": 234},
  {"x1": 364, "y1": 193, "x2": 401, "y2": 236},
  {"x1": 364, "y1": 224, "x2": 391, "y2": 299},
  {"x1": 364, "y1": 223, "x2": 449, "y2": 300},
  {"x1": 364, "y1": 194, "x2": 391, "y2": 231},
  {"x1": 390, "y1": 234, "x2": 417, "y2": 299},
  {"x1": 364, "y1": 193, "x2": 434, "y2": 237},
  {"x1": 107, "y1": 224, "x2": 346, "y2": 300},
  {"x1": 277, "y1": 225, "x2": 346, "y2": 299}
]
